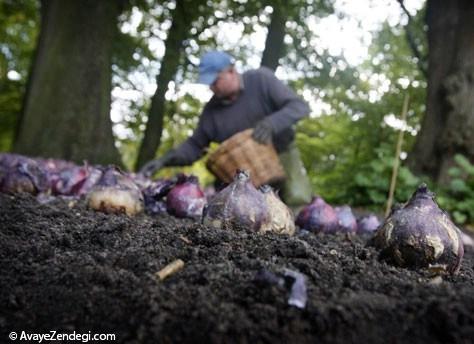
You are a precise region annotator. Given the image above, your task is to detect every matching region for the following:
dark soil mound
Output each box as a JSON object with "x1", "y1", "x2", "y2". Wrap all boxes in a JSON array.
[{"x1": 1, "y1": 193, "x2": 473, "y2": 343}]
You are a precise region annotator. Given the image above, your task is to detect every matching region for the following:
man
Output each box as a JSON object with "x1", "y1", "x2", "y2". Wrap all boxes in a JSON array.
[{"x1": 140, "y1": 50, "x2": 312, "y2": 207}]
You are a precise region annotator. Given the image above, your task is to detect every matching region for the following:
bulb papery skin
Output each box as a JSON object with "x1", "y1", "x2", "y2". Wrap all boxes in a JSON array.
[
  {"x1": 166, "y1": 175, "x2": 206, "y2": 219},
  {"x1": 202, "y1": 170, "x2": 271, "y2": 232},
  {"x1": 260, "y1": 185, "x2": 295, "y2": 236},
  {"x1": 373, "y1": 184, "x2": 464, "y2": 274},
  {"x1": 87, "y1": 166, "x2": 144, "y2": 216},
  {"x1": 296, "y1": 196, "x2": 339, "y2": 234},
  {"x1": 335, "y1": 205, "x2": 358, "y2": 233},
  {"x1": 357, "y1": 214, "x2": 381, "y2": 234},
  {"x1": 0, "y1": 155, "x2": 49, "y2": 195}
]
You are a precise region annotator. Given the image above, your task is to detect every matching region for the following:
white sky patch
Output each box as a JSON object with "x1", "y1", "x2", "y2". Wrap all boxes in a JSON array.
[
  {"x1": 384, "y1": 112, "x2": 418, "y2": 137},
  {"x1": 148, "y1": 36, "x2": 166, "y2": 59},
  {"x1": 112, "y1": 87, "x2": 142, "y2": 103},
  {"x1": 302, "y1": 89, "x2": 331, "y2": 118},
  {"x1": 384, "y1": 113, "x2": 407, "y2": 130},
  {"x1": 307, "y1": 15, "x2": 370, "y2": 66},
  {"x1": 216, "y1": 22, "x2": 245, "y2": 48},
  {"x1": 120, "y1": 7, "x2": 143, "y2": 35},
  {"x1": 213, "y1": 21, "x2": 268, "y2": 70},
  {"x1": 397, "y1": 77, "x2": 411, "y2": 89},
  {"x1": 7, "y1": 70, "x2": 21, "y2": 80},
  {"x1": 177, "y1": 83, "x2": 213, "y2": 102},
  {"x1": 310, "y1": 0, "x2": 424, "y2": 65}
]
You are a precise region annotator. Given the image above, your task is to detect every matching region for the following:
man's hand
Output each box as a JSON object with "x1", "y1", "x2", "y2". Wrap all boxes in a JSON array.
[
  {"x1": 252, "y1": 118, "x2": 274, "y2": 144},
  {"x1": 140, "y1": 157, "x2": 167, "y2": 177},
  {"x1": 139, "y1": 150, "x2": 180, "y2": 177}
]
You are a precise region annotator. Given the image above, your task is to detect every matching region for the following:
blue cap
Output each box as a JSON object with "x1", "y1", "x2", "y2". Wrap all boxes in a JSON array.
[{"x1": 197, "y1": 51, "x2": 233, "y2": 85}]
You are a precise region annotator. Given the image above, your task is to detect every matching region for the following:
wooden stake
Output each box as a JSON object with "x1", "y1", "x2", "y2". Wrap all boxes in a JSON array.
[
  {"x1": 179, "y1": 235, "x2": 192, "y2": 244},
  {"x1": 156, "y1": 259, "x2": 185, "y2": 281},
  {"x1": 385, "y1": 94, "x2": 410, "y2": 218}
]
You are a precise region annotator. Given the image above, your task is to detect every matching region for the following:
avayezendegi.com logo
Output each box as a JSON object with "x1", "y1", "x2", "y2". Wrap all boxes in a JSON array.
[{"x1": 8, "y1": 330, "x2": 116, "y2": 342}]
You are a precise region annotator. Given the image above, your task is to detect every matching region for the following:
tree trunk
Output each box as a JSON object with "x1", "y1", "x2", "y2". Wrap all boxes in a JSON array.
[
  {"x1": 408, "y1": 0, "x2": 474, "y2": 183},
  {"x1": 13, "y1": 0, "x2": 122, "y2": 166},
  {"x1": 134, "y1": 0, "x2": 195, "y2": 170},
  {"x1": 260, "y1": 5, "x2": 287, "y2": 71}
]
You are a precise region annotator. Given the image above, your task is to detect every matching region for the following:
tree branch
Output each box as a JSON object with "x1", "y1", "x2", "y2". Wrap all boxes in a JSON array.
[{"x1": 396, "y1": 0, "x2": 428, "y2": 78}]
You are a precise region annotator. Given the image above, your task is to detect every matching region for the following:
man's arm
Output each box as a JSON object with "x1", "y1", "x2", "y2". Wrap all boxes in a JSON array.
[
  {"x1": 260, "y1": 67, "x2": 310, "y2": 135},
  {"x1": 171, "y1": 133, "x2": 209, "y2": 166},
  {"x1": 166, "y1": 107, "x2": 214, "y2": 166},
  {"x1": 139, "y1": 114, "x2": 211, "y2": 176}
]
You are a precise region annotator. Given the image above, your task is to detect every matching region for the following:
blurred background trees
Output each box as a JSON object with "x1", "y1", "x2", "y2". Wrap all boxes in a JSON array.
[
  {"x1": 408, "y1": 0, "x2": 474, "y2": 184},
  {"x1": 13, "y1": 0, "x2": 123, "y2": 165},
  {"x1": 2, "y1": 0, "x2": 474, "y2": 224},
  {"x1": 0, "y1": 0, "x2": 38, "y2": 152}
]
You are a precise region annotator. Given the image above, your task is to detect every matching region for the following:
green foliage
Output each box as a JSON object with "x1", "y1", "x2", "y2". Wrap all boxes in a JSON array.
[
  {"x1": 436, "y1": 155, "x2": 474, "y2": 225},
  {"x1": 293, "y1": 5, "x2": 427, "y2": 209},
  {"x1": 298, "y1": 116, "x2": 422, "y2": 209},
  {"x1": 348, "y1": 144, "x2": 421, "y2": 207},
  {"x1": 0, "y1": 79, "x2": 22, "y2": 150},
  {"x1": 0, "y1": 0, "x2": 39, "y2": 151},
  {"x1": 112, "y1": 30, "x2": 155, "y2": 75}
]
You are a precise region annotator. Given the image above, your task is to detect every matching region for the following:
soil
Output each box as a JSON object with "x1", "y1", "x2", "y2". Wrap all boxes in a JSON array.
[{"x1": 1, "y1": 193, "x2": 473, "y2": 344}]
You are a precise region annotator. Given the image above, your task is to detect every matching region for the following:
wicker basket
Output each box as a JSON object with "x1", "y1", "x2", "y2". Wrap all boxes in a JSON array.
[{"x1": 206, "y1": 129, "x2": 286, "y2": 187}]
